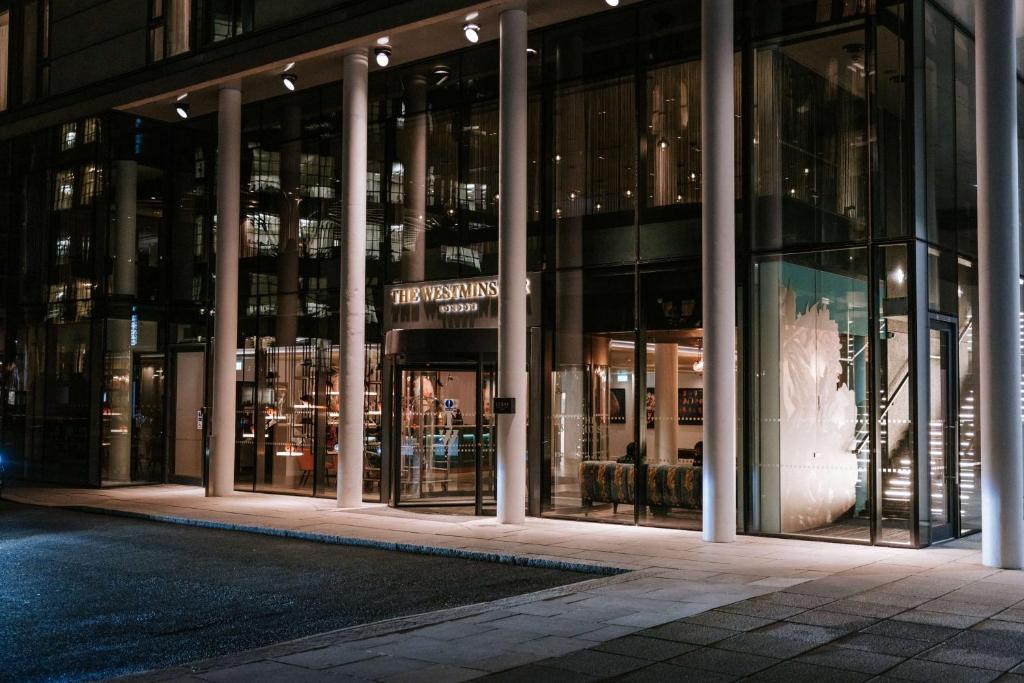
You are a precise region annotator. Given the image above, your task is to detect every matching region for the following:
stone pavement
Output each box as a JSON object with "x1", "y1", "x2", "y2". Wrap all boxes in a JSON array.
[{"x1": 9, "y1": 484, "x2": 1017, "y2": 682}]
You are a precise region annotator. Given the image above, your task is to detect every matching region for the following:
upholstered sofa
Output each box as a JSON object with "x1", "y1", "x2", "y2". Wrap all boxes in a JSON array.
[{"x1": 579, "y1": 461, "x2": 702, "y2": 513}]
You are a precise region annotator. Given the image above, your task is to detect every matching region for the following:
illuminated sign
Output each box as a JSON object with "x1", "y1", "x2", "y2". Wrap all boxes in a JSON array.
[
  {"x1": 389, "y1": 277, "x2": 531, "y2": 314},
  {"x1": 384, "y1": 273, "x2": 541, "y2": 330}
]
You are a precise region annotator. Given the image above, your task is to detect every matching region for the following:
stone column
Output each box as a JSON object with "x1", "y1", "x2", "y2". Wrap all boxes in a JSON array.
[
  {"x1": 975, "y1": 0, "x2": 1023, "y2": 568},
  {"x1": 401, "y1": 75, "x2": 428, "y2": 282},
  {"x1": 701, "y1": 0, "x2": 736, "y2": 542},
  {"x1": 497, "y1": 6, "x2": 528, "y2": 524},
  {"x1": 209, "y1": 84, "x2": 241, "y2": 497},
  {"x1": 653, "y1": 343, "x2": 679, "y2": 465},
  {"x1": 338, "y1": 51, "x2": 369, "y2": 508}
]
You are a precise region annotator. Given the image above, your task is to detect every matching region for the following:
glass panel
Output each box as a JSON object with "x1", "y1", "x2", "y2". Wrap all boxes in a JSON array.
[
  {"x1": 166, "y1": 0, "x2": 191, "y2": 56},
  {"x1": 102, "y1": 319, "x2": 161, "y2": 484},
  {"x1": 251, "y1": 340, "x2": 329, "y2": 495},
  {"x1": 875, "y1": 7, "x2": 908, "y2": 237},
  {"x1": 0, "y1": 11, "x2": 9, "y2": 112},
  {"x1": 398, "y1": 369, "x2": 480, "y2": 503},
  {"x1": 875, "y1": 245, "x2": 913, "y2": 544},
  {"x1": 753, "y1": 30, "x2": 868, "y2": 249},
  {"x1": 548, "y1": 270, "x2": 637, "y2": 522},
  {"x1": 640, "y1": 337, "x2": 703, "y2": 531},
  {"x1": 753, "y1": 248, "x2": 870, "y2": 540},
  {"x1": 924, "y1": 6, "x2": 956, "y2": 247},
  {"x1": 149, "y1": 26, "x2": 165, "y2": 62},
  {"x1": 928, "y1": 327, "x2": 951, "y2": 537},
  {"x1": 552, "y1": 76, "x2": 637, "y2": 267},
  {"x1": 957, "y1": 260, "x2": 980, "y2": 533},
  {"x1": 133, "y1": 354, "x2": 166, "y2": 481}
]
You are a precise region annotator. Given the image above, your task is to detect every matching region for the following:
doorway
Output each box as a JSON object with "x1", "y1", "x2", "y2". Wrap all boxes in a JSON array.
[
  {"x1": 393, "y1": 365, "x2": 495, "y2": 513},
  {"x1": 169, "y1": 346, "x2": 207, "y2": 484},
  {"x1": 928, "y1": 318, "x2": 958, "y2": 542}
]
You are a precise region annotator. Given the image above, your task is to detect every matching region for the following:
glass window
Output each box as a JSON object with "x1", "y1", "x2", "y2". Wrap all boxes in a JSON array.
[
  {"x1": 957, "y1": 258, "x2": 979, "y2": 534},
  {"x1": 875, "y1": 244, "x2": 912, "y2": 544},
  {"x1": 924, "y1": 6, "x2": 956, "y2": 247},
  {"x1": 552, "y1": 76, "x2": 637, "y2": 267},
  {"x1": 548, "y1": 269, "x2": 637, "y2": 523},
  {"x1": 753, "y1": 31, "x2": 869, "y2": 249},
  {"x1": 206, "y1": 0, "x2": 252, "y2": 44},
  {"x1": 875, "y1": 5, "x2": 909, "y2": 237},
  {"x1": 0, "y1": 11, "x2": 9, "y2": 112},
  {"x1": 953, "y1": 29, "x2": 976, "y2": 255},
  {"x1": 753, "y1": 248, "x2": 870, "y2": 540}
]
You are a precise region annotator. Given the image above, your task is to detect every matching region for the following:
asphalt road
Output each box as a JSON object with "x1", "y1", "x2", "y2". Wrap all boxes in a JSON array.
[{"x1": 0, "y1": 500, "x2": 583, "y2": 682}]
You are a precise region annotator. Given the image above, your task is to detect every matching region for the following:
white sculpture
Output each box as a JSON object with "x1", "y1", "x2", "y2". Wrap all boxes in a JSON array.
[{"x1": 778, "y1": 287, "x2": 859, "y2": 533}]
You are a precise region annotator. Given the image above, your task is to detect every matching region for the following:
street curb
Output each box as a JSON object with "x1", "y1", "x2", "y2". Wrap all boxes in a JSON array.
[{"x1": 57, "y1": 503, "x2": 629, "y2": 576}]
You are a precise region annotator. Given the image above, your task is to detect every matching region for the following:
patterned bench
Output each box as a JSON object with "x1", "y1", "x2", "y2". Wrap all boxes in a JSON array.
[{"x1": 579, "y1": 461, "x2": 702, "y2": 513}]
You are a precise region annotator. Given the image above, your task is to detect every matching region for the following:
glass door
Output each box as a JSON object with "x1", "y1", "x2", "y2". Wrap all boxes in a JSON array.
[
  {"x1": 396, "y1": 366, "x2": 493, "y2": 511},
  {"x1": 132, "y1": 354, "x2": 166, "y2": 482},
  {"x1": 928, "y1": 320, "x2": 958, "y2": 542}
]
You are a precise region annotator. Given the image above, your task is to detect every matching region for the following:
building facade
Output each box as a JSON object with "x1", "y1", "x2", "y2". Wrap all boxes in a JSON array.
[{"x1": 1, "y1": 0, "x2": 1021, "y2": 560}]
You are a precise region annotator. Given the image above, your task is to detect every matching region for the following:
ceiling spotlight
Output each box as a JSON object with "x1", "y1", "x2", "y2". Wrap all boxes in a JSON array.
[
  {"x1": 376, "y1": 35, "x2": 390, "y2": 46},
  {"x1": 283, "y1": 62, "x2": 296, "y2": 72},
  {"x1": 175, "y1": 103, "x2": 190, "y2": 119},
  {"x1": 375, "y1": 46, "x2": 392, "y2": 68},
  {"x1": 657, "y1": 137, "x2": 669, "y2": 150},
  {"x1": 281, "y1": 73, "x2": 298, "y2": 91},
  {"x1": 463, "y1": 22, "x2": 480, "y2": 43},
  {"x1": 175, "y1": 92, "x2": 189, "y2": 102},
  {"x1": 605, "y1": 0, "x2": 620, "y2": 6}
]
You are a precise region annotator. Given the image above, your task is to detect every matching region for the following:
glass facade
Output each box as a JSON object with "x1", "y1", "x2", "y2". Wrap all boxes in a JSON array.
[{"x1": 0, "y1": 0, "x2": 1013, "y2": 548}]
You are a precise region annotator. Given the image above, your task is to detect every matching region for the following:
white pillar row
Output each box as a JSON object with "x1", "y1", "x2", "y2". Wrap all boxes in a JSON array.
[
  {"x1": 701, "y1": 0, "x2": 736, "y2": 543},
  {"x1": 653, "y1": 343, "x2": 679, "y2": 465},
  {"x1": 975, "y1": 0, "x2": 1023, "y2": 569},
  {"x1": 401, "y1": 74, "x2": 428, "y2": 282},
  {"x1": 107, "y1": 159, "x2": 138, "y2": 483},
  {"x1": 209, "y1": 83, "x2": 242, "y2": 497},
  {"x1": 497, "y1": 6, "x2": 528, "y2": 524},
  {"x1": 337, "y1": 50, "x2": 369, "y2": 509}
]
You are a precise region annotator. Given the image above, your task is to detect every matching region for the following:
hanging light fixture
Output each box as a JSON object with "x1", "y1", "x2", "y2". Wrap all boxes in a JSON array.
[
  {"x1": 375, "y1": 45, "x2": 392, "y2": 68},
  {"x1": 281, "y1": 73, "x2": 298, "y2": 91}
]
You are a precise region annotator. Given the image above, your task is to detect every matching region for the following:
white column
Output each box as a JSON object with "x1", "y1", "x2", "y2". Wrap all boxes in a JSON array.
[
  {"x1": 701, "y1": 0, "x2": 736, "y2": 543},
  {"x1": 653, "y1": 343, "x2": 679, "y2": 464},
  {"x1": 497, "y1": 7, "x2": 528, "y2": 524},
  {"x1": 338, "y1": 51, "x2": 369, "y2": 508},
  {"x1": 209, "y1": 84, "x2": 241, "y2": 497},
  {"x1": 976, "y1": 0, "x2": 1023, "y2": 569},
  {"x1": 401, "y1": 75, "x2": 427, "y2": 282},
  {"x1": 108, "y1": 160, "x2": 138, "y2": 482}
]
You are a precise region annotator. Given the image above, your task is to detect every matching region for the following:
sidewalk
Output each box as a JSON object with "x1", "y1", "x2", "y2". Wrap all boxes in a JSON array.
[{"x1": 7, "y1": 484, "x2": 1002, "y2": 682}]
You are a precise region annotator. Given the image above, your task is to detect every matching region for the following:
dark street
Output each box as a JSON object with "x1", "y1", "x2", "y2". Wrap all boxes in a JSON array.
[{"x1": 0, "y1": 501, "x2": 583, "y2": 682}]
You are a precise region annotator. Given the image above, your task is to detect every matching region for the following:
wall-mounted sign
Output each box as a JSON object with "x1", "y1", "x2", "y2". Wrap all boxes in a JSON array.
[
  {"x1": 384, "y1": 273, "x2": 540, "y2": 331},
  {"x1": 493, "y1": 397, "x2": 516, "y2": 415},
  {"x1": 389, "y1": 278, "x2": 529, "y2": 310}
]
